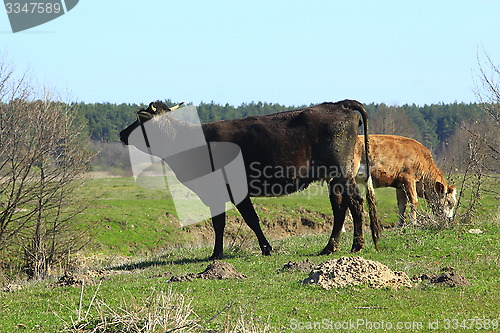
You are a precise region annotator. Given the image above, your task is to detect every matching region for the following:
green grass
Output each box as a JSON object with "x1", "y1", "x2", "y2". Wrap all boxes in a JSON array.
[
  {"x1": 0, "y1": 177, "x2": 498, "y2": 332},
  {"x1": 73, "y1": 177, "x2": 191, "y2": 255}
]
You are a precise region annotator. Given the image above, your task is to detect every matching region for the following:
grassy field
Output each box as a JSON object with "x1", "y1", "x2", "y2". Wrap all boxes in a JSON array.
[{"x1": 0, "y1": 177, "x2": 498, "y2": 332}]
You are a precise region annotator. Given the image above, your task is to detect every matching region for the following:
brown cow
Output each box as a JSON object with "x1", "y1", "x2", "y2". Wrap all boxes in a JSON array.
[
  {"x1": 120, "y1": 100, "x2": 380, "y2": 259},
  {"x1": 353, "y1": 135, "x2": 456, "y2": 227}
]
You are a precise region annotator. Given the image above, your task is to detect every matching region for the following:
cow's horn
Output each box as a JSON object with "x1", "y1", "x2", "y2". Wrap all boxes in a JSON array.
[{"x1": 168, "y1": 101, "x2": 185, "y2": 111}]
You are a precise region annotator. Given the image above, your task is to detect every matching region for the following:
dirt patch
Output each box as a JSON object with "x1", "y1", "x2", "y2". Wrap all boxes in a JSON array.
[
  {"x1": 168, "y1": 261, "x2": 247, "y2": 282},
  {"x1": 53, "y1": 269, "x2": 129, "y2": 287},
  {"x1": 302, "y1": 256, "x2": 413, "y2": 290},
  {"x1": 169, "y1": 273, "x2": 196, "y2": 282},
  {"x1": 53, "y1": 273, "x2": 96, "y2": 287},
  {"x1": 413, "y1": 268, "x2": 471, "y2": 287},
  {"x1": 280, "y1": 259, "x2": 317, "y2": 272},
  {"x1": 198, "y1": 261, "x2": 247, "y2": 279}
]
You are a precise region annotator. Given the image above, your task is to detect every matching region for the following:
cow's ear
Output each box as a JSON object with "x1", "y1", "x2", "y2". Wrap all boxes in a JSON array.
[
  {"x1": 435, "y1": 181, "x2": 445, "y2": 194},
  {"x1": 149, "y1": 102, "x2": 157, "y2": 113},
  {"x1": 448, "y1": 186, "x2": 456, "y2": 196}
]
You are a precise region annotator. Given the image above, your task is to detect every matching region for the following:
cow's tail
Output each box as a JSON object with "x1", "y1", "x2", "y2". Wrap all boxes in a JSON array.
[
  {"x1": 341, "y1": 100, "x2": 381, "y2": 250},
  {"x1": 365, "y1": 167, "x2": 380, "y2": 250},
  {"x1": 358, "y1": 106, "x2": 381, "y2": 251}
]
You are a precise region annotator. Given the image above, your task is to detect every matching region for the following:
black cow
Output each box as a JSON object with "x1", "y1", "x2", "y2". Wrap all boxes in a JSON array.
[{"x1": 120, "y1": 100, "x2": 380, "y2": 259}]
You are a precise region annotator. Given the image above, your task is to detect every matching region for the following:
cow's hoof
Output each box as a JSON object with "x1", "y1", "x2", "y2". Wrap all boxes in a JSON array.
[
  {"x1": 350, "y1": 244, "x2": 363, "y2": 253},
  {"x1": 261, "y1": 245, "x2": 272, "y2": 256},
  {"x1": 209, "y1": 253, "x2": 223, "y2": 261},
  {"x1": 319, "y1": 247, "x2": 337, "y2": 255},
  {"x1": 320, "y1": 240, "x2": 339, "y2": 255}
]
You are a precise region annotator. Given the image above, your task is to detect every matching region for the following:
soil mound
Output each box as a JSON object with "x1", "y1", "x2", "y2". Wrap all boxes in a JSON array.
[
  {"x1": 169, "y1": 261, "x2": 246, "y2": 282},
  {"x1": 413, "y1": 268, "x2": 471, "y2": 287},
  {"x1": 53, "y1": 273, "x2": 98, "y2": 287},
  {"x1": 198, "y1": 261, "x2": 247, "y2": 279},
  {"x1": 302, "y1": 256, "x2": 412, "y2": 290},
  {"x1": 53, "y1": 270, "x2": 124, "y2": 287},
  {"x1": 280, "y1": 259, "x2": 317, "y2": 272}
]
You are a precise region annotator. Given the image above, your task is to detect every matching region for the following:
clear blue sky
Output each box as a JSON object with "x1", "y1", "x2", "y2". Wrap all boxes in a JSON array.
[{"x1": 1, "y1": 0, "x2": 499, "y2": 106}]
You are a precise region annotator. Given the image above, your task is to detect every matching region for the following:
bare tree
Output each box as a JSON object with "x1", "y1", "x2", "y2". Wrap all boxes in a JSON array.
[
  {"x1": 369, "y1": 104, "x2": 421, "y2": 141},
  {"x1": 438, "y1": 50, "x2": 500, "y2": 226},
  {"x1": 476, "y1": 51, "x2": 500, "y2": 121},
  {"x1": 89, "y1": 140, "x2": 132, "y2": 176},
  {"x1": 0, "y1": 60, "x2": 93, "y2": 278},
  {"x1": 474, "y1": 50, "x2": 500, "y2": 169}
]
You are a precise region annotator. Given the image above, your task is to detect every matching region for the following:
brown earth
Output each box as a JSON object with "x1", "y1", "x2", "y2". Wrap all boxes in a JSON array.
[
  {"x1": 53, "y1": 269, "x2": 130, "y2": 287},
  {"x1": 413, "y1": 267, "x2": 471, "y2": 287},
  {"x1": 280, "y1": 259, "x2": 317, "y2": 272},
  {"x1": 302, "y1": 256, "x2": 413, "y2": 290}
]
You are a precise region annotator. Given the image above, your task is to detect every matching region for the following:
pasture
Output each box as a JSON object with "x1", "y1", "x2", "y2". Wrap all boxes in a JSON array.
[{"x1": 0, "y1": 176, "x2": 498, "y2": 332}]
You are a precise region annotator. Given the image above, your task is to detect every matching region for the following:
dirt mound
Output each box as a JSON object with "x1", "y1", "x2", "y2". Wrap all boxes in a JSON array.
[
  {"x1": 413, "y1": 268, "x2": 471, "y2": 287},
  {"x1": 53, "y1": 270, "x2": 124, "y2": 287},
  {"x1": 169, "y1": 273, "x2": 196, "y2": 282},
  {"x1": 169, "y1": 261, "x2": 246, "y2": 282},
  {"x1": 199, "y1": 261, "x2": 247, "y2": 279},
  {"x1": 280, "y1": 259, "x2": 317, "y2": 272},
  {"x1": 302, "y1": 256, "x2": 413, "y2": 290},
  {"x1": 53, "y1": 273, "x2": 94, "y2": 287}
]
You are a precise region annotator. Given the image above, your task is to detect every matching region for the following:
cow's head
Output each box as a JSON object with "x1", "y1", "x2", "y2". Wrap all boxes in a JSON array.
[
  {"x1": 434, "y1": 182, "x2": 457, "y2": 219},
  {"x1": 119, "y1": 101, "x2": 184, "y2": 145}
]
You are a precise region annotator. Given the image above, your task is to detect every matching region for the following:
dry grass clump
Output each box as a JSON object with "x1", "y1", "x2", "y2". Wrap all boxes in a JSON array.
[
  {"x1": 59, "y1": 282, "x2": 272, "y2": 333},
  {"x1": 60, "y1": 285, "x2": 199, "y2": 332}
]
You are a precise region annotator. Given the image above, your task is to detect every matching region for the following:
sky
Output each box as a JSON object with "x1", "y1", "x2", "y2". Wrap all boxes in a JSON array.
[{"x1": 1, "y1": 0, "x2": 500, "y2": 106}]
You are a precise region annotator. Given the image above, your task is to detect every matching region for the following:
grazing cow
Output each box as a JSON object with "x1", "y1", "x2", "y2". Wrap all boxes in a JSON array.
[
  {"x1": 352, "y1": 135, "x2": 456, "y2": 227},
  {"x1": 120, "y1": 100, "x2": 380, "y2": 259}
]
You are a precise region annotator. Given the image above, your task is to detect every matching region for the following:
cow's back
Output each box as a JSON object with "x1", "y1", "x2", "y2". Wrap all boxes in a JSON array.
[
  {"x1": 202, "y1": 103, "x2": 361, "y2": 196},
  {"x1": 355, "y1": 135, "x2": 443, "y2": 188}
]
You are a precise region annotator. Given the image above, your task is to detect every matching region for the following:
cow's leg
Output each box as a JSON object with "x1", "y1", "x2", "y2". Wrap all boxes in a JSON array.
[
  {"x1": 396, "y1": 188, "x2": 407, "y2": 227},
  {"x1": 320, "y1": 183, "x2": 348, "y2": 254},
  {"x1": 345, "y1": 178, "x2": 365, "y2": 253},
  {"x1": 406, "y1": 182, "x2": 419, "y2": 225},
  {"x1": 209, "y1": 207, "x2": 226, "y2": 260},
  {"x1": 235, "y1": 196, "x2": 272, "y2": 255}
]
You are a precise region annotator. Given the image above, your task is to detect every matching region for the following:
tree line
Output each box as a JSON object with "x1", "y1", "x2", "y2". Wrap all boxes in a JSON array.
[{"x1": 78, "y1": 100, "x2": 485, "y2": 155}]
